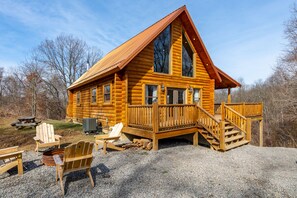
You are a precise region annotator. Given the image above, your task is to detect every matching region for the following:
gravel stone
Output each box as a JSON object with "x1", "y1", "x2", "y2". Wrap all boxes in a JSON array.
[{"x1": 0, "y1": 141, "x2": 296, "y2": 198}]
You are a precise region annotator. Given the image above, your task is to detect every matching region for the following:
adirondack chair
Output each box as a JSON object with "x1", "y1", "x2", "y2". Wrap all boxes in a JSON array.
[
  {"x1": 33, "y1": 123, "x2": 62, "y2": 152},
  {"x1": 0, "y1": 146, "x2": 24, "y2": 176},
  {"x1": 53, "y1": 141, "x2": 94, "y2": 195},
  {"x1": 94, "y1": 122, "x2": 125, "y2": 154}
]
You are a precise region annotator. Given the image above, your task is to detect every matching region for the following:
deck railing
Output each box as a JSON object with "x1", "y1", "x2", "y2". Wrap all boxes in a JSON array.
[
  {"x1": 222, "y1": 103, "x2": 251, "y2": 141},
  {"x1": 197, "y1": 105, "x2": 221, "y2": 141},
  {"x1": 127, "y1": 105, "x2": 153, "y2": 130},
  {"x1": 215, "y1": 102, "x2": 263, "y2": 117},
  {"x1": 158, "y1": 104, "x2": 196, "y2": 131},
  {"x1": 127, "y1": 103, "x2": 197, "y2": 132}
]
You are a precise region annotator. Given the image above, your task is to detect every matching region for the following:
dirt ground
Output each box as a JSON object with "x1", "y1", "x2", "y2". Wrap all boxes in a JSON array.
[{"x1": 0, "y1": 117, "x2": 94, "y2": 150}]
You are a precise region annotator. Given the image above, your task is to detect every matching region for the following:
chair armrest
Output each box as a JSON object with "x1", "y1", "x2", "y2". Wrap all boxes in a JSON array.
[
  {"x1": 0, "y1": 150, "x2": 24, "y2": 160},
  {"x1": 53, "y1": 154, "x2": 63, "y2": 165},
  {"x1": 97, "y1": 136, "x2": 121, "y2": 141},
  {"x1": 0, "y1": 146, "x2": 19, "y2": 155},
  {"x1": 54, "y1": 135, "x2": 62, "y2": 140},
  {"x1": 33, "y1": 136, "x2": 40, "y2": 141},
  {"x1": 94, "y1": 134, "x2": 109, "y2": 140}
]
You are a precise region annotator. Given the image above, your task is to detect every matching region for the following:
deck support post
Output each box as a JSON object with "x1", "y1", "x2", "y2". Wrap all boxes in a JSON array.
[
  {"x1": 152, "y1": 134, "x2": 158, "y2": 151},
  {"x1": 227, "y1": 88, "x2": 231, "y2": 103},
  {"x1": 193, "y1": 132, "x2": 198, "y2": 146},
  {"x1": 259, "y1": 119, "x2": 263, "y2": 147},
  {"x1": 246, "y1": 118, "x2": 252, "y2": 141},
  {"x1": 219, "y1": 121, "x2": 225, "y2": 151},
  {"x1": 152, "y1": 102, "x2": 159, "y2": 133},
  {"x1": 221, "y1": 102, "x2": 225, "y2": 121},
  {"x1": 152, "y1": 102, "x2": 159, "y2": 150}
]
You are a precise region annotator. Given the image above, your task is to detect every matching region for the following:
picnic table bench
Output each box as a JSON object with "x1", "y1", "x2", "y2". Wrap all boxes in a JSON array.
[{"x1": 11, "y1": 116, "x2": 41, "y2": 129}]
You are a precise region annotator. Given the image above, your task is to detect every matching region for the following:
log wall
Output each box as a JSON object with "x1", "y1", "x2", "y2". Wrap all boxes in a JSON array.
[{"x1": 126, "y1": 17, "x2": 215, "y2": 114}]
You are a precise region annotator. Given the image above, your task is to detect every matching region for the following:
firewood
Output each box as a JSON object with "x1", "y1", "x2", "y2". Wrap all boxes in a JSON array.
[
  {"x1": 122, "y1": 143, "x2": 138, "y2": 149},
  {"x1": 133, "y1": 138, "x2": 141, "y2": 144},
  {"x1": 146, "y1": 142, "x2": 153, "y2": 150},
  {"x1": 139, "y1": 139, "x2": 149, "y2": 148}
]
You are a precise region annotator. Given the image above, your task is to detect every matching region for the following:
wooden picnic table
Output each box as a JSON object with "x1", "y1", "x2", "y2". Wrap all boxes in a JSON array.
[
  {"x1": 11, "y1": 116, "x2": 40, "y2": 129},
  {"x1": 17, "y1": 116, "x2": 36, "y2": 123}
]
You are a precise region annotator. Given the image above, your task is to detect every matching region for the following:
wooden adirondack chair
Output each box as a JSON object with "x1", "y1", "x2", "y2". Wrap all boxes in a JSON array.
[
  {"x1": 53, "y1": 141, "x2": 94, "y2": 195},
  {"x1": 0, "y1": 146, "x2": 24, "y2": 176},
  {"x1": 33, "y1": 123, "x2": 62, "y2": 152},
  {"x1": 94, "y1": 122, "x2": 125, "y2": 154}
]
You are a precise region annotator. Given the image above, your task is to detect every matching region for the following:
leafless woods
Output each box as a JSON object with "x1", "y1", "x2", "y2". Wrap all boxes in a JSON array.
[
  {"x1": 0, "y1": 34, "x2": 102, "y2": 119},
  {"x1": 216, "y1": 6, "x2": 297, "y2": 147}
]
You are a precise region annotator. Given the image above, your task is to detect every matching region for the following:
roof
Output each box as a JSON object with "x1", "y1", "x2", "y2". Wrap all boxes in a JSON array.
[
  {"x1": 215, "y1": 66, "x2": 241, "y2": 89},
  {"x1": 68, "y1": 5, "x2": 222, "y2": 90}
]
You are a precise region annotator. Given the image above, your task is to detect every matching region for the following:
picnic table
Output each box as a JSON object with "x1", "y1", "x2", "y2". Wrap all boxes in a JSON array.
[{"x1": 11, "y1": 116, "x2": 41, "y2": 129}]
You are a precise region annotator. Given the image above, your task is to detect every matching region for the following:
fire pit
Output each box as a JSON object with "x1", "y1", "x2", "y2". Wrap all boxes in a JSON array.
[{"x1": 42, "y1": 148, "x2": 64, "y2": 166}]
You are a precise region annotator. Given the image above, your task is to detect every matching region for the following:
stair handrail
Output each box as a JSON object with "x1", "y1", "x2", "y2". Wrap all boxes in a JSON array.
[
  {"x1": 223, "y1": 105, "x2": 251, "y2": 140},
  {"x1": 196, "y1": 105, "x2": 221, "y2": 141}
]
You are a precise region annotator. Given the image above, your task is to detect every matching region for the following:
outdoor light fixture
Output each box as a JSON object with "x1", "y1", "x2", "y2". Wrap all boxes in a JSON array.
[
  {"x1": 161, "y1": 84, "x2": 165, "y2": 92},
  {"x1": 189, "y1": 86, "x2": 193, "y2": 93}
]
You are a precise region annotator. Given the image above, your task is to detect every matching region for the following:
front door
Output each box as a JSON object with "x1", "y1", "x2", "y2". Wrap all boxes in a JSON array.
[{"x1": 167, "y1": 88, "x2": 186, "y2": 104}]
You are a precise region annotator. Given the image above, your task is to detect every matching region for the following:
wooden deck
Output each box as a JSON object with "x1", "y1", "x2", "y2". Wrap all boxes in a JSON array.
[{"x1": 123, "y1": 102, "x2": 263, "y2": 151}]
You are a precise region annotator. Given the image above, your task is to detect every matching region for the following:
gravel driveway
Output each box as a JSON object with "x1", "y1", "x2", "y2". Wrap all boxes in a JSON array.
[{"x1": 1, "y1": 140, "x2": 296, "y2": 198}]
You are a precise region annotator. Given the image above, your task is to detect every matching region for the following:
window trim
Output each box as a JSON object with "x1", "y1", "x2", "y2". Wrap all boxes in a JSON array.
[
  {"x1": 103, "y1": 83, "x2": 112, "y2": 104},
  {"x1": 143, "y1": 84, "x2": 160, "y2": 105},
  {"x1": 76, "y1": 91, "x2": 81, "y2": 106},
  {"x1": 90, "y1": 87, "x2": 97, "y2": 105},
  {"x1": 192, "y1": 88, "x2": 202, "y2": 105},
  {"x1": 181, "y1": 30, "x2": 196, "y2": 78},
  {"x1": 153, "y1": 25, "x2": 172, "y2": 75}
]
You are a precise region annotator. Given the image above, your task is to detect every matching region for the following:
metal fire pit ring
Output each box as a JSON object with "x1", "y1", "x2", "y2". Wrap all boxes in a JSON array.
[{"x1": 42, "y1": 148, "x2": 64, "y2": 166}]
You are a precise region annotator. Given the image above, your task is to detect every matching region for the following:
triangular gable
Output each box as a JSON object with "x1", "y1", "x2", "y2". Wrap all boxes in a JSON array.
[
  {"x1": 215, "y1": 66, "x2": 241, "y2": 89},
  {"x1": 68, "y1": 5, "x2": 221, "y2": 90}
]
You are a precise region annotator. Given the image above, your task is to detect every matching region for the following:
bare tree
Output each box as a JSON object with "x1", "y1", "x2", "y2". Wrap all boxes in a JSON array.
[{"x1": 36, "y1": 34, "x2": 103, "y2": 89}]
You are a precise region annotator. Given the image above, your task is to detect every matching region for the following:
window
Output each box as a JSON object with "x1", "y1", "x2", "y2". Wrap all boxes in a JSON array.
[
  {"x1": 91, "y1": 87, "x2": 97, "y2": 103},
  {"x1": 193, "y1": 88, "x2": 201, "y2": 104},
  {"x1": 182, "y1": 32, "x2": 194, "y2": 77},
  {"x1": 145, "y1": 85, "x2": 158, "y2": 104},
  {"x1": 103, "y1": 84, "x2": 111, "y2": 103},
  {"x1": 167, "y1": 88, "x2": 185, "y2": 104},
  {"x1": 154, "y1": 25, "x2": 171, "y2": 74},
  {"x1": 76, "y1": 91, "x2": 81, "y2": 105}
]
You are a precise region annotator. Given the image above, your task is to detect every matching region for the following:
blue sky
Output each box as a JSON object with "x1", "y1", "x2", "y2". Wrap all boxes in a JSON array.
[{"x1": 0, "y1": 0, "x2": 295, "y2": 84}]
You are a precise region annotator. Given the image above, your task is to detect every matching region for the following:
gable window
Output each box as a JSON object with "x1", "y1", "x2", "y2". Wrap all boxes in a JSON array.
[
  {"x1": 154, "y1": 25, "x2": 171, "y2": 74},
  {"x1": 145, "y1": 85, "x2": 158, "y2": 104},
  {"x1": 103, "y1": 84, "x2": 111, "y2": 103},
  {"x1": 193, "y1": 88, "x2": 201, "y2": 104},
  {"x1": 182, "y1": 32, "x2": 194, "y2": 77},
  {"x1": 76, "y1": 91, "x2": 81, "y2": 105},
  {"x1": 91, "y1": 87, "x2": 97, "y2": 103}
]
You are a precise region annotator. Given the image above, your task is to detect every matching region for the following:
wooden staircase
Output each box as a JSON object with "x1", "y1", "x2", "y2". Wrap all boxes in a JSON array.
[
  {"x1": 197, "y1": 105, "x2": 251, "y2": 152},
  {"x1": 198, "y1": 121, "x2": 249, "y2": 151}
]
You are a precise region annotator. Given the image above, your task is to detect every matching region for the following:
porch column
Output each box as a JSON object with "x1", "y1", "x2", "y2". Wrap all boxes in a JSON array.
[
  {"x1": 227, "y1": 88, "x2": 231, "y2": 103},
  {"x1": 259, "y1": 119, "x2": 263, "y2": 147}
]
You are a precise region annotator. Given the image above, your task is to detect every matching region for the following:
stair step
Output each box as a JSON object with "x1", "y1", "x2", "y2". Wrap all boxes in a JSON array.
[
  {"x1": 225, "y1": 130, "x2": 240, "y2": 137},
  {"x1": 225, "y1": 140, "x2": 249, "y2": 151},
  {"x1": 225, "y1": 126, "x2": 234, "y2": 131},
  {"x1": 225, "y1": 135, "x2": 244, "y2": 143},
  {"x1": 211, "y1": 144, "x2": 220, "y2": 150},
  {"x1": 211, "y1": 141, "x2": 219, "y2": 146},
  {"x1": 201, "y1": 130, "x2": 208, "y2": 134}
]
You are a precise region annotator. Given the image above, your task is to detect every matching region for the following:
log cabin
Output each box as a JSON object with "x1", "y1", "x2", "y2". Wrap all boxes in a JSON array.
[{"x1": 67, "y1": 5, "x2": 264, "y2": 151}]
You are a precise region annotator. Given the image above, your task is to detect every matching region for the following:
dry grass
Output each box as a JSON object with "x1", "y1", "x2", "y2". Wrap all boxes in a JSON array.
[{"x1": 0, "y1": 117, "x2": 94, "y2": 150}]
